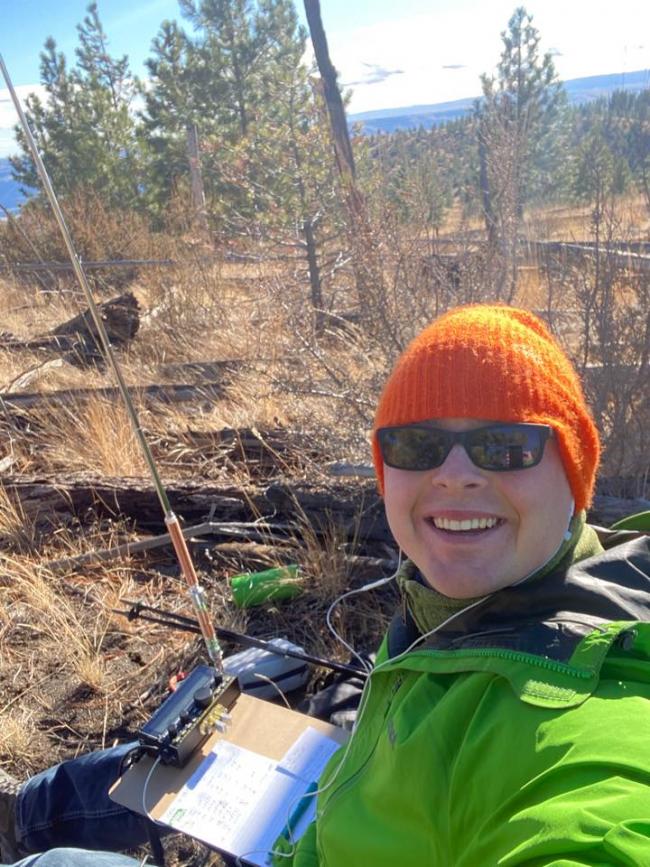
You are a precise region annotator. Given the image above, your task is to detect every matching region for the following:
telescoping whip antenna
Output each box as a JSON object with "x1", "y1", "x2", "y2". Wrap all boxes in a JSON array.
[{"x1": 0, "y1": 55, "x2": 224, "y2": 674}]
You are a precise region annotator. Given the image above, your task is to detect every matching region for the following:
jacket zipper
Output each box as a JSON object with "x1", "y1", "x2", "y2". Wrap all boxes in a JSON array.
[
  {"x1": 416, "y1": 646, "x2": 594, "y2": 678},
  {"x1": 317, "y1": 675, "x2": 406, "y2": 864}
]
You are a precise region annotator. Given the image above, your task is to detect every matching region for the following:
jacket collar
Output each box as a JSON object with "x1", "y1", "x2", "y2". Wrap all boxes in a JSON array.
[{"x1": 386, "y1": 537, "x2": 650, "y2": 707}]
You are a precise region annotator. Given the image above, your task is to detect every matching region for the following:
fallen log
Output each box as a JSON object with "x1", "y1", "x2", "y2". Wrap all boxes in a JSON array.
[
  {"x1": 525, "y1": 239, "x2": 650, "y2": 272},
  {"x1": 158, "y1": 427, "x2": 329, "y2": 472},
  {"x1": 588, "y1": 495, "x2": 650, "y2": 528},
  {"x1": 0, "y1": 381, "x2": 226, "y2": 411},
  {"x1": 0, "y1": 292, "x2": 140, "y2": 364},
  {"x1": 2, "y1": 474, "x2": 248, "y2": 529},
  {"x1": 2, "y1": 474, "x2": 393, "y2": 554},
  {"x1": 52, "y1": 291, "x2": 139, "y2": 343}
]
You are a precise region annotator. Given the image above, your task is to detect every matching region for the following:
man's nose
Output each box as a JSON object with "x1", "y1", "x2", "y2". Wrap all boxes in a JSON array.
[{"x1": 430, "y1": 444, "x2": 488, "y2": 490}]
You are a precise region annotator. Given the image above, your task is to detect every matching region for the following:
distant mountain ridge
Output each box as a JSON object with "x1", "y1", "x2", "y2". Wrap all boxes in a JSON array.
[
  {"x1": 0, "y1": 158, "x2": 29, "y2": 213},
  {"x1": 1, "y1": 68, "x2": 648, "y2": 213},
  {"x1": 349, "y1": 68, "x2": 650, "y2": 133}
]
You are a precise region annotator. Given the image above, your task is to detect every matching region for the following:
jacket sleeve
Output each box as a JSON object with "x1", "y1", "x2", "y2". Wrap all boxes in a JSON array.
[
  {"x1": 498, "y1": 820, "x2": 650, "y2": 866},
  {"x1": 495, "y1": 818, "x2": 650, "y2": 866}
]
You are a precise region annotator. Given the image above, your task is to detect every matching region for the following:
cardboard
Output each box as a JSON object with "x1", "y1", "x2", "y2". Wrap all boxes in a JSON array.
[{"x1": 110, "y1": 693, "x2": 347, "y2": 822}]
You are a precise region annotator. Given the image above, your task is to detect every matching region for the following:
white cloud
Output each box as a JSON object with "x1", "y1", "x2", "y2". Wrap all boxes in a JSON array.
[
  {"x1": 324, "y1": 0, "x2": 650, "y2": 113},
  {"x1": 343, "y1": 63, "x2": 405, "y2": 87},
  {"x1": 0, "y1": 84, "x2": 46, "y2": 159}
]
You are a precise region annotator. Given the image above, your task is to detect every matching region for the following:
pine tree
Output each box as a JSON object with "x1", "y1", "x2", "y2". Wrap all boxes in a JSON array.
[
  {"x1": 140, "y1": 19, "x2": 200, "y2": 218},
  {"x1": 142, "y1": 0, "x2": 316, "y2": 230},
  {"x1": 178, "y1": 0, "x2": 259, "y2": 139},
  {"x1": 608, "y1": 90, "x2": 650, "y2": 215},
  {"x1": 479, "y1": 6, "x2": 565, "y2": 214},
  {"x1": 475, "y1": 6, "x2": 565, "y2": 295},
  {"x1": 11, "y1": 39, "x2": 79, "y2": 193},
  {"x1": 10, "y1": 3, "x2": 143, "y2": 210}
]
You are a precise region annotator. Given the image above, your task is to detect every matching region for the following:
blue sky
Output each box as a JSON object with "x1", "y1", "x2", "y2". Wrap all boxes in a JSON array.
[{"x1": 1, "y1": 0, "x2": 649, "y2": 157}]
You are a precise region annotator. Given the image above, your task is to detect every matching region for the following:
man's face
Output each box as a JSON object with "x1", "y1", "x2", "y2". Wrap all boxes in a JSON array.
[{"x1": 383, "y1": 418, "x2": 574, "y2": 598}]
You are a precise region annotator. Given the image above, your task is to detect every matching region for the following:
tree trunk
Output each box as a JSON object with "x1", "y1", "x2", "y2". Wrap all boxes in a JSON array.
[
  {"x1": 303, "y1": 217, "x2": 324, "y2": 334},
  {"x1": 186, "y1": 124, "x2": 210, "y2": 237},
  {"x1": 478, "y1": 128, "x2": 498, "y2": 253},
  {"x1": 303, "y1": 0, "x2": 386, "y2": 321}
]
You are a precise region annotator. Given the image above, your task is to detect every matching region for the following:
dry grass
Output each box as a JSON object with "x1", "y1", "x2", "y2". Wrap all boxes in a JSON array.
[
  {"x1": 33, "y1": 397, "x2": 148, "y2": 477},
  {"x1": 524, "y1": 192, "x2": 650, "y2": 241},
  {"x1": 0, "y1": 484, "x2": 36, "y2": 551},
  {"x1": 0, "y1": 708, "x2": 39, "y2": 770},
  {"x1": 1, "y1": 554, "x2": 109, "y2": 690}
]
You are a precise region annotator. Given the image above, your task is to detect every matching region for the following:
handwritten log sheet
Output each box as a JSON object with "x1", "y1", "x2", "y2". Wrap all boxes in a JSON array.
[{"x1": 159, "y1": 727, "x2": 341, "y2": 866}]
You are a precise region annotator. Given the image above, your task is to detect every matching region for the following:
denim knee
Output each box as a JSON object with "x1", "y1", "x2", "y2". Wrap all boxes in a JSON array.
[{"x1": 7, "y1": 848, "x2": 141, "y2": 867}]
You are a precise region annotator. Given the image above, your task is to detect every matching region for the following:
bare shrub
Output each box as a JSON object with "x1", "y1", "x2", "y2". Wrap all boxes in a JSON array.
[
  {"x1": 537, "y1": 201, "x2": 650, "y2": 496},
  {"x1": 0, "y1": 190, "x2": 165, "y2": 296}
]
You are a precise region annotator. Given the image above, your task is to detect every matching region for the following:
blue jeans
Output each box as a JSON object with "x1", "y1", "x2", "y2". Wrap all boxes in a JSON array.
[
  {"x1": 9, "y1": 851, "x2": 141, "y2": 867},
  {"x1": 7, "y1": 743, "x2": 148, "y2": 867}
]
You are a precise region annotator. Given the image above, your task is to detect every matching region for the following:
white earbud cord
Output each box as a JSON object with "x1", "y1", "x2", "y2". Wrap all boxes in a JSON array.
[{"x1": 325, "y1": 550, "x2": 403, "y2": 674}]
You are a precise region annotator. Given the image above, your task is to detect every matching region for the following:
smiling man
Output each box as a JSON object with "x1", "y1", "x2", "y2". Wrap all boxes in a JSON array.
[{"x1": 276, "y1": 304, "x2": 650, "y2": 866}]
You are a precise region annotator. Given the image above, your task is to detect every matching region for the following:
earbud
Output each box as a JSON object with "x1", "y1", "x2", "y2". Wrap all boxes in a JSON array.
[{"x1": 564, "y1": 498, "x2": 575, "y2": 540}]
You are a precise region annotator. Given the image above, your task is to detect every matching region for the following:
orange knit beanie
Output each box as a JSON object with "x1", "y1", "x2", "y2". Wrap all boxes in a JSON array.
[{"x1": 372, "y1": 304, "x2": 600, "y2": 512}]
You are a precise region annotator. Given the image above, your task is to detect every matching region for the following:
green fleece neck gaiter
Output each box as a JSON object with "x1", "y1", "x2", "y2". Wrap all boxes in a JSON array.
[{"x1": 397, "y1": 511, "x2": 604, "y2": 636}]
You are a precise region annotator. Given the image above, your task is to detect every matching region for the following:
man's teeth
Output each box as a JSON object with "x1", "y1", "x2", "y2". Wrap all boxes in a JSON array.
[{"x1": 432, "y1": 517, "x2": 499, "y2": 531}]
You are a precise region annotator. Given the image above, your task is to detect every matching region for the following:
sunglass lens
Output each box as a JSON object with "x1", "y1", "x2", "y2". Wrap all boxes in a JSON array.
[
  {"x1": 379, "y1": 427, "x2": 448, "y2": 470},
  {"x1": 468, "y1": 426, "x2": 543, "y2": 470}
]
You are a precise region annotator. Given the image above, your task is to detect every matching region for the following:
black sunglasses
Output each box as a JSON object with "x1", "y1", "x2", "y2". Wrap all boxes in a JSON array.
[{"x1": 376, "y1": 422, "x2": 553, "y2": 472}]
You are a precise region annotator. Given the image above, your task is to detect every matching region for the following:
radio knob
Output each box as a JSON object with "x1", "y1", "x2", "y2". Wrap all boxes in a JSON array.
[
  {"x1": 179, "y1": 710, "x2": 192, "y2": 725},
  {"x1": 167, "y1": 722, "x2": 178, "y2": 738},
  {"x1": 194, "y1": 686, "x2": 213, "y2": 710}
]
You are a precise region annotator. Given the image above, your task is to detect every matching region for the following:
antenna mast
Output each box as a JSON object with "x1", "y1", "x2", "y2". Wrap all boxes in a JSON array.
[{"x1": 0, "y1": 55, "x2": 224, "y2": 673}]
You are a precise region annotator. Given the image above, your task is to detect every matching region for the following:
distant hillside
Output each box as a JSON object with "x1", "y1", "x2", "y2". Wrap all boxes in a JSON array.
[
  {"x1": 1, "y1": 69, "x2": 648, "y2": 212},
  {"x1": 0, "y1": 158, "x2": 29, "y2": 214},
  {"x1": 350, "y1": 68, "x2": 650, "y2": 134}
]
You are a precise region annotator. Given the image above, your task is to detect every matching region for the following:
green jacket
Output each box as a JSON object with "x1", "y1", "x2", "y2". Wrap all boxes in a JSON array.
[{"x1": 276, "y1": 535, "x2": 650, "y2": 866}]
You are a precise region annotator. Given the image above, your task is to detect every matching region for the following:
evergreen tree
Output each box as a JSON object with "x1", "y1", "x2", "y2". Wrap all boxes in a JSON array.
[
  {"x1": 140, "y1": 19, "x2": 200, "y2": 217},
  {"x1": 11, "y1": 3, "x2": 143, "y2": 210},
  {"x1": 474, "y1": 6, "x2": 565, "y2": 296},
  {"x1": 573, "y1": 122, "x2": 630, "y2": 214},
  {"x1": 141, "y1": 0, "x2": 316, "y2": 230},
  {"x1": 477, "y1": 7, "x2": 565, "y2": 224},
  {"x1": 608, "y1": 90, "x2": 650, "y2": 214},
  {"x1": 178, "y1": 0, "x2": 261, "y2": 139}
]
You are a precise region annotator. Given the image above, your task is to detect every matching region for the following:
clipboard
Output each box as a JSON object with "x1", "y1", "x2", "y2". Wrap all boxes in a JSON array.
[{"x1": 110, "y1": 694, "x2": 348, "y2": 862}]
